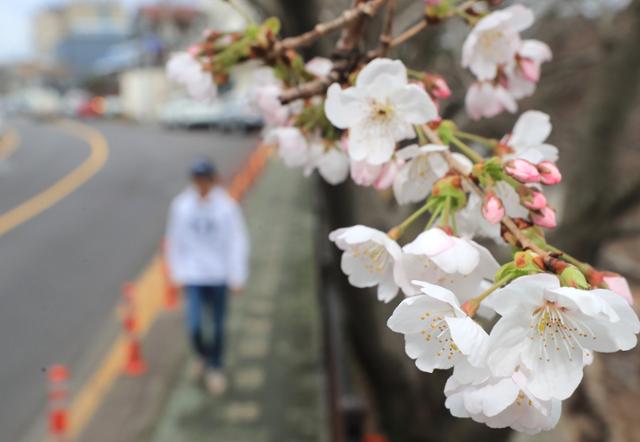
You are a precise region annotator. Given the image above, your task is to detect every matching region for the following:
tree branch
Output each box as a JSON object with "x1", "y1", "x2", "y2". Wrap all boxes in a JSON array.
[
  {"x1": 378, "y1": 0, "x2": 397, "y2": 56},
  {"x1": 366, "y1": 18, "x2": 429, "y2": 60},
  {"x1": 275, "y1": 0, "x2": 387, "y2": 52}
]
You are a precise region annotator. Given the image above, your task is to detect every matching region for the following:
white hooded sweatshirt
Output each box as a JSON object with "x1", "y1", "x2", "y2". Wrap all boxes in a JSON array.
[{"x1": 166, "y1": 186, "x2": 249, "y2": 287}]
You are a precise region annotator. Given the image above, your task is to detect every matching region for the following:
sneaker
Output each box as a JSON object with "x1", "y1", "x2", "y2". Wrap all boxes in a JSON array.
[
  {"x1": 187, "y1": 358, "x2": 205, "y2": 382},
  {"x1": 205, "y1": 369, "x2": 227, "y2": 396}
]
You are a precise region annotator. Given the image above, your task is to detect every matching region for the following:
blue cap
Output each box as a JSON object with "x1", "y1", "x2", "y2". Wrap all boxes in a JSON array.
[{"x1": 190, "y1": 157, "x2": 216, "y2": 178}]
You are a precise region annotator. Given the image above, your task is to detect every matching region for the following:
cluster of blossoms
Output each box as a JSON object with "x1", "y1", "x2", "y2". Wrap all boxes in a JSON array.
[
  {"x1": 463, "y1": 5, "x2": 552, "y2": 120},
  {"x1": 168, "y1": 0, "x2": 638, "y2": 434}
]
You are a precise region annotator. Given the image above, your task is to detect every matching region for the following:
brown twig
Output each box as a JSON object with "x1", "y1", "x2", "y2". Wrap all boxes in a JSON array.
[
  {"x1": 280, "y1": 74, "x2": 336, "y2": 104},
  {"x1": 379, "y1": 0, "x2": 397, "y2": 56},
  {"x1": 390, "y1": 19, "x2": 428, "y2": 48},
  {"x1": 275, "y1": 0, "x2": 387, "y2": 52},
  {"x1": 366, "y1": 18, "x2": 429, "y2": 60}
]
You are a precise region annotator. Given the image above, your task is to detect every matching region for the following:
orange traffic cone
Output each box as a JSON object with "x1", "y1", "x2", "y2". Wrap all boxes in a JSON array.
[
  {"x1": 121, "y1": 283, "x2": 147, "y2": 376},
  {"x1": 124, "y1": 337, "x2": 147, "y2": 376},
  {"x1": 47, "y1": 364, "x2": 69, "y2": 440}
]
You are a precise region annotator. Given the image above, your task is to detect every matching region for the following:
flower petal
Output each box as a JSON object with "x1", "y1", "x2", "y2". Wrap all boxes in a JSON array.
[
  {"x1": 484, "y1": 274, "x2": 559, "y2": 316},
  {"x1": 392, "y1": 84, "x2": 439, "y2": 124},
  {"x1": 356, "y1": 58, "x2": 407, "y2": 89},
  {"x1": 324, "y1": 83, "x2": 366, "y2": 128},
  {"x1": 510, "y1": 110, "x2": 552, "y2": 148}
]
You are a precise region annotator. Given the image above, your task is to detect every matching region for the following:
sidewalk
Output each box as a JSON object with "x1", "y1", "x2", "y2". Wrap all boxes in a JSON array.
[{"x1": 152, "y1": 160, "x2": 327, "y2": 442}]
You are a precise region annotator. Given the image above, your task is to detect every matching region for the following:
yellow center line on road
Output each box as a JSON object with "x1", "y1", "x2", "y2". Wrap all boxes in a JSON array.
[
  {"x1": 0, "y1": 128, "x2": 21, "y2": 160},
  {"x1": 0, "y1": 119, "x2": 109, "y2": 238},
  {"x1": 66, "y1": 256, "x2": 166, "y2": 440}
]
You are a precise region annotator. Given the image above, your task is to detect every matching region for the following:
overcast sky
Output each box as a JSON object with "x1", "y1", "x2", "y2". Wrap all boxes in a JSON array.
[{"x1": 0, "y1": 0, "x2": 198, "y2": 63}]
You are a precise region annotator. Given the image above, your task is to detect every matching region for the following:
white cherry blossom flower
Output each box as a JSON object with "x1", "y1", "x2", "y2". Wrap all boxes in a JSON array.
[
  {"x1": 393, "y1": 228, "x2": 499, "y2": 302},
  {"x1": 465, "y1": 82, "x2": 517, "y2": 120},
  {"x1": 166, "y1": 52, "x2": 217, "y2": 101},
  {"x1": 265, "y1": 127, "x2": 309, "y2": 168},
  {"x1": 350, "y1": 158, "x2": 403, "y2": 189},
  {"x1": 329, "y1": 225, "x2": 402, "y2": 302},
  {"x1": 462, "y1": 5, "x2": 534, "y2": 81},
  {"x1": 392, "y1": 144, "x2": 449, "y2": 205},
  {"x1": 324, "y1": 58, "x2": 438, "y2": 165},
  {"x1": 504, "y1": 111, "x2": 558, "y2": 163},
  {"x1": 387, "y1": 281, "x2": 488, "y2": 372},
  {"x1": 445, "y1": 367, "x2": 561, "y2": 434},
  {"x1": 254, "y1": 84, "x2": 289, "y2": 127},
  {"x1": 507, "y1": 40, "x2": 553, "y2": 100},
  {"x1": 484, "y1": 273, "x2": 640, "y2": 400},
  {"x1": 309, "y1": 143, "x2": 350, "y2": 185}
]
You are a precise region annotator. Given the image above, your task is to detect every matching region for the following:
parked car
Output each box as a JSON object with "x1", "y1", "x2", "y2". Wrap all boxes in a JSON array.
[
  {"x1": 208, "y1": 97, "x2": 263, "y2": 132},
  {"x1": 159, "y1": 94, "x2": 262, "y2": 132}
]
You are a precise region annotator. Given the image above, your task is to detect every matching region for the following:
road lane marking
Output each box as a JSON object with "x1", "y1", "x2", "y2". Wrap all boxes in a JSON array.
[
  {"x1": 66, "y1": 256, "x2": 165, "y2": 439},
  {"x1": 0, "y1": 120, "x2": 108, "y2": 238},
  {"x1": 0, "y1": 128, "x2": 20, "y2": 160},
  {"x1": 65, "y1": 144, "x2": 271, "y2": 440}
]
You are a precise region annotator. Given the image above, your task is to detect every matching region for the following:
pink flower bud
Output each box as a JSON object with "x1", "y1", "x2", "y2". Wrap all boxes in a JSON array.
[
  {"x1": 425, "y1": 0, "x2": 442, "y2": 5},
  {"x1": 432, "y1": 77, "x2": 451, "y2": 99},
  {"x1": 603, "y1": 273, "x2": 634, "y2": 305},
  {"x1": 422, "y1": 74, "x2": 451, "y2": 100},
  {"x1": 519, "y1": 58, "x2": 541, "y2": 83},
  {"x1": 523, "y1": 190, "x2": 547, "y2": 210},
  {"x1": 531, "y1": 206, "x2": 557, "y2": 229},
  {"x1": 504, "y1": 159, "x2": 541, "y2": 183},
  {"x1": 482, "y1": 192, "x2": 505, "y2": 224},
  {"x1": 537, "y1": 161, "x2": 562, "y2": 185}
]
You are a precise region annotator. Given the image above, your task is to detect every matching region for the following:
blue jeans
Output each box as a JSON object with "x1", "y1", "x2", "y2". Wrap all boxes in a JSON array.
[{"x1": 184, "y1": 285, "x2": 228, "y2": 369}]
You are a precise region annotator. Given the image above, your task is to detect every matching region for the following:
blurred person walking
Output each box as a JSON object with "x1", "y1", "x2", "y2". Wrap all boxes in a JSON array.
[{"x1": 166, "y1": 158, "x2": 249, "y2": 395}]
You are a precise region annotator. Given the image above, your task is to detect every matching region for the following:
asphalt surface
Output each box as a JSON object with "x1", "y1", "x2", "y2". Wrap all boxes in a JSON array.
[{"x1": 0, "y1": 118, "x2": 257, "y2": 442}]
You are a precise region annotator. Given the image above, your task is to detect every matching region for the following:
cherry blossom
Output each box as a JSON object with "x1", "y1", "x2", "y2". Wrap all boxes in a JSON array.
[
  {"x1": 483, "y1": 274, "x2": 640, "y2": 400},
  {"x1": 393, "y1": 228, "x2": 499, "y2": 301},
  {"x1": 387, "y1": 281, "x2": 488, "y2": 372},
  {"x1": 462, "y1": 5, "x2": 534, "y2": 81},
  {"x1": 445, "y1": 368, "x2": 561, "y2": 434},
  {"x1": 504, "y1": 111, "x2": 559, "y2": 164},
  {"x1": 324, "y1": 58, "x2": 438, "y2": 165},
  {"x1": 265, "y1": 127, "x2": 309, "y2": 168},
  {"x1": 329, "y1": 225, "x2": 402, "y2": 302},
  {"x1": 254, "y1": 84, "x2": 290, "y2": 127},
  {"x1": 166, "y1": 52, "x2": 217, "y2": 101},
  {"x1": 392, "y1": 144, "x2": 449, "y2": 205},
  {"x1": 307, "y1": 141, "x2": 350, "y2": 185},
  {"x1": 506, "y1": 41, "x2": 553, "y2": 100},
  {"x1": 465, "y1": 82, "x2": 517, "y2": 120}
]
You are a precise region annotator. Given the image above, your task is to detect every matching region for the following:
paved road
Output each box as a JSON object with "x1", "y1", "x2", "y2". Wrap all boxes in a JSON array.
[{"x1": 0, "y1": 118, "x2": 257, "y2": 442}]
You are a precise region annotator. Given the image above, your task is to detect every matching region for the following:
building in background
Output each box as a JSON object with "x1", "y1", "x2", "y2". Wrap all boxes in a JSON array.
[{"x1": 33, "y1": 0, "x2": 128, "y2": 83}]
